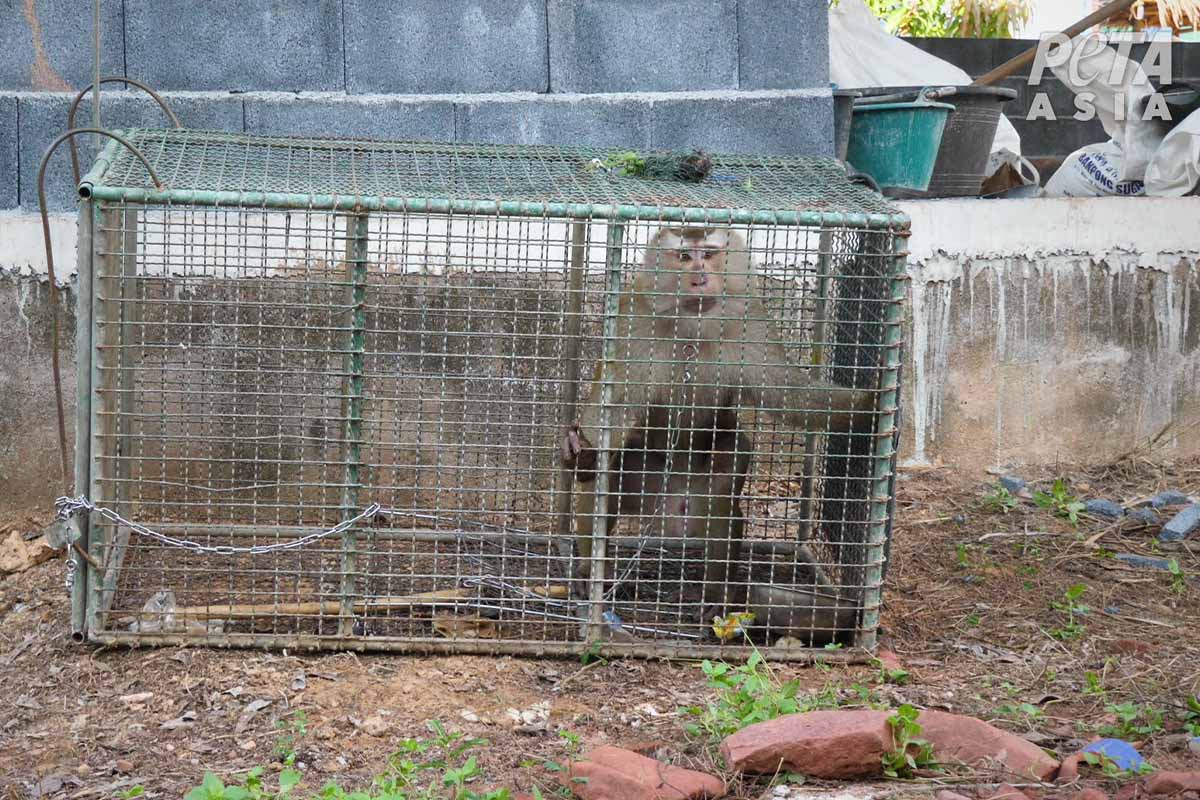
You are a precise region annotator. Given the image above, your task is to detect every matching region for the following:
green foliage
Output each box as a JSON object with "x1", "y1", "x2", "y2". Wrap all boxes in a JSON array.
[
  {"x1": 275, "y1": 710, "x2": 310, "y2": 767},
  {"x1": 995, "y1": 702, "x2": 1045, "y2": 723},
  {"x1": 1183, "y1": 696, "x2": 1200, "y2": 737},
  {"x1": 984, "y1": 485, "x2": 1019, "y2": 514},
  {"x1": 1168, "y1": 558, "x2": 1188, "y2": 594},
  {"x1": 1098, "y1": 702, "x2": 1166, "y2": 739},
  {"x1": 684, "y1": 652, "x2": 804, "y2": 739},
  {"x1": 1049, "y1": 583, "x2": 1089, "y2": 641},
  {"x1": 881, "y1": 705, "x2": 937, "y2": 778},
  {"x1": 854, "y1": 0, "x2": 1030, "y2": 39},
  {"x1": 1033, "y1": 479, "x2": 1085, "y2": 526},
  {"x1": 1083, "y1": 670, "x2": 1105, "y2": 696},
  {"x1": 682, "y1": 649, "x2": 884, "y2": 740},
  {"x1": 185, "y1": 721, "x2": 509, "y2": 800}
]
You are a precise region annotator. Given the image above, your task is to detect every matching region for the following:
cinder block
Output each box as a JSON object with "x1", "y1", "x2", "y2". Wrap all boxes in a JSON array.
[
  {"x1": 124, "y1": 0, "x2": 343, "y2": 91},
  {"x1": 649, "y1": 93, "x2": 833, "y2": 157},
  {"x1": 18, "y1": 92, "x2": 244, "y2": 212},
  {"x1": 0, "y1": 0, "x2": 123, "y2": 90},
  {"x1": 345, "y1": 0, "x2": 548, "y2": 93},
  {"x1": 454, "y1": 96, "x2": 651, "y2": 149},
  {"x1": 548, "y1": 0, "x2": 738, "y2": 92},
  {"x1": 738, "y1": 0, "x2": 828, "y2": 90},
  {"x1": 244, "y1": 95, "x2": 455, "y2": 141},
  {"x1": 0, "y1": 95, "x2": 16, "y2": 208}
]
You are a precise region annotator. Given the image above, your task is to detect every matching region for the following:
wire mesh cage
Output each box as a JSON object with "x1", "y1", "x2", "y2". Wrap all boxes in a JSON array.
[{"x1": 68, "y1": 129, "x2": 909, "y2": 659}]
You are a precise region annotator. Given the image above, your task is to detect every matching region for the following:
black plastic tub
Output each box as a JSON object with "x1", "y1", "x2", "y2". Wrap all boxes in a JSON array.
[{"x1": 853, "y1": 85, "x2": 1018, "y2": 197}]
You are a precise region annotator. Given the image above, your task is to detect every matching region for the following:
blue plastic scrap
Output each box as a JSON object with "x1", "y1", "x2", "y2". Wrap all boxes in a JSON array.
[{"x1": 1081, "y1": 739, "x2": 1145, "y2": 772}]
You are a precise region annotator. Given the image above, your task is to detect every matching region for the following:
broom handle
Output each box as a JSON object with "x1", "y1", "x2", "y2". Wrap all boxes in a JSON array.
[{"x1": 972, "y1": 0, "x2": 1140, "y2": 87}]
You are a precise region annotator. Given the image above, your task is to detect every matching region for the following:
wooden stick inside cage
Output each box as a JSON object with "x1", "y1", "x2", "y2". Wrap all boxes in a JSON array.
[{"x1": 69, "y1": 130, "x2": 908, "y2": 660}]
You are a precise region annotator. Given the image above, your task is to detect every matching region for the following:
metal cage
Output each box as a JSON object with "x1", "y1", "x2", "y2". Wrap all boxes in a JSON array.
[{"x1": 68, "y1": 129, "x2": 909, "y2": 660}]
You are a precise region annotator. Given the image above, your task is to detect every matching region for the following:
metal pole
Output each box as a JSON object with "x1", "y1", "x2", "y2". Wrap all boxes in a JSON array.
[
  {"x1": 854, "y1": 227, "x2": 908, "y2": 651},
  {"x1": 338, "y1": 212, "x2": 370, "y2": 636},
  {"x1": 69, "y1": 199, "x2": 95, "y2": 641},
  {"x1": 587, "y1": 222, "x2": 625, "y2": 637},
  {"x1": 92, "y1": 0, "x2": 101, "y2": 138}
]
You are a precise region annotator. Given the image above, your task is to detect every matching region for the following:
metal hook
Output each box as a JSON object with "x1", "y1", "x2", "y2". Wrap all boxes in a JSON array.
[
  {"x1": 68, "y1": 77, "x2": 182, "y2": 185},
  {"x1": 38, "y1": 128, "x2": 166, "y2": 492}
]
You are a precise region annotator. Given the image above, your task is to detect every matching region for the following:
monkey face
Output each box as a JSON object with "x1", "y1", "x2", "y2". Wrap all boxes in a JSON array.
[{"x1": 637, "y1": 227, "x2": 750, "y2": 317}]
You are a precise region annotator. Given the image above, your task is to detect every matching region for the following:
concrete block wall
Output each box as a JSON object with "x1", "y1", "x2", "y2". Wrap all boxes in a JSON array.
[{"x1": 1, "y1": 0, "x2": 833, "y2": 212}]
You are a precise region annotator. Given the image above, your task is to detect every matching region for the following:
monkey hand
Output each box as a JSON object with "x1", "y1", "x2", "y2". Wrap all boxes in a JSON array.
[{"x1": 560, "y1": 425, "x2": 597, "y2": 480}]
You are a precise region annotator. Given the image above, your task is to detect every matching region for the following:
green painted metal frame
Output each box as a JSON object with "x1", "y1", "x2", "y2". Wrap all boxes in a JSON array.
[{"x1": 72, "y1": 128, "x2": 911, "y2": 660}]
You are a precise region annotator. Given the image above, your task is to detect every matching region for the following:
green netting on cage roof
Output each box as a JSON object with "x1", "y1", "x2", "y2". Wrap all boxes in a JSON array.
[{"x1": 81, "y1": 129, "x2": 907, "y2": 228}]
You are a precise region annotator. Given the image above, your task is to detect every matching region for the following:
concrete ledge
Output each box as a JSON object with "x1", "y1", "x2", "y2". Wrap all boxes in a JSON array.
[
  {"x1": 244, "y1": 94, "x2": 455, "y2": 141},
  {"x1": 0, "y1": 0, "x2": 123, "y2": 91},
  {"x1": 455, "y1": 94, "x2": 650, "y2": 149},
  {"x1": 649, "y1": 92, "x2": 833, "y2": 156},
  {"x1": 737, "y1": 0, "x2": 829, "y2": 90},
  {"x1": 344, "y1": 0, "x2": 548, "y2": 94},
  {"x1": 16, "y1": 92, "x2": 245, "y2": 212},
  {"x1": 548, "y1": 0, "x2": 739, "y2": 93},
  {"x1": 124, "y1": 0, "x2": 344, "y2": 92}
]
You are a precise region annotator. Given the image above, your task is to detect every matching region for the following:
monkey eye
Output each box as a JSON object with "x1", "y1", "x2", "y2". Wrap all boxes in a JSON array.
[
  {"x1": 701, "y1": 250, "x2": 715, "y2": 259},
  {"x1": 678, "y1": 252, "x2": 693, "y2": 263}
]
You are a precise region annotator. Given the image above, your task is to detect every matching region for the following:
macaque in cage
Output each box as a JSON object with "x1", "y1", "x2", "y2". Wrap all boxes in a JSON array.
[{"x1": 561, "y1": 226, "x2": 876, "y2": 627}]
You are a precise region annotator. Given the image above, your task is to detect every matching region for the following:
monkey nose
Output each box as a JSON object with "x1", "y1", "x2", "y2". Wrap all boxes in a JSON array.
[{"x1": 690, "y1": 272, "x2": 708, "y2": 287}]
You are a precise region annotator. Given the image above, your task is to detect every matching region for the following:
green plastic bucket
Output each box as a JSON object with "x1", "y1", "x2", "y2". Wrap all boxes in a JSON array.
[{"x1": 847, "y1": 99, "x2": 954, "y2": 195}]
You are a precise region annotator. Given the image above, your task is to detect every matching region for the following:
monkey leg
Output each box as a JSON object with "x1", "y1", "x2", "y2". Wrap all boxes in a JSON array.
[{"x1": 693, "y1": 431, "x2": 753, "y2": 626}]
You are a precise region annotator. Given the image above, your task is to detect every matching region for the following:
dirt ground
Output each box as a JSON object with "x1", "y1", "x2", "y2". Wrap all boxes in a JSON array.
[{"x1": 1, "y1": 457, "x2": 1198, "y2": 799}]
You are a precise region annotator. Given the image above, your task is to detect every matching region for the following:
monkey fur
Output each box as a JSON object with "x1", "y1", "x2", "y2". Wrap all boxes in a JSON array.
[{"x1": 561, "y1": 227, "x2": 875, "y2": 627}]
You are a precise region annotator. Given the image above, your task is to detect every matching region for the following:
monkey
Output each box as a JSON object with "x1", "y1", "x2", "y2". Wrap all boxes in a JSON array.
[{"x1": 560, "y1": 226, "x2": 876, "y2": 628}]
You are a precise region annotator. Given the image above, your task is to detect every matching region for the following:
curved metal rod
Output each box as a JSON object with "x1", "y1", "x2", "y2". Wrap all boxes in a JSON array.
[
  {"x1": 68, "y1": 76, "x2": 182, "y2": 185},
  {"x1": 38, "y1": 128, "x2": 165, "y2": 492}
]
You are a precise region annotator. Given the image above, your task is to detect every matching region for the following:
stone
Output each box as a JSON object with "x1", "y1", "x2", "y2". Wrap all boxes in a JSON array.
[
  {"x1": 937, "y1": 792, "x2": 973, "y2": 800},
  {"x1": 1146, "y1": 773, "x2": 1200, "y2": 795},
  {"x1": 548, "y1": 0, "x2": 738, "y2": 93},
  {"x1": 1073, "y1": 790, "x2": 1109, "y2": 800},
  {"x1": 737, "y1": 0, "x2": 829, "y2": 90},
  {"x1": 454, "y1": 95, "x2": 651, "y2": 150},
  {"x1": 984, "y1": 785, "x2": 1032, "y2": 800},
  {"x1": 17, "y1": 92, "x2": 244, "y2": 211},
  {"x1": 0, "y1": 96, "x2": 15, "y2": 209},
  {"x1": 0, "y1": 0, "x2": 124, "y2": 90},
  {"x1": 1110, "y1": 639, "x2": 1157, "y2": 656},
  {"x1": 1115, "y1": 554, "x2": 1173, "y2": 571},
  {"x1": 345, "y1": 0, "x2": 548, "y2": 93},
  {"x1": 1190, "y1": 737, "x2": 1200, "y2": 756},
  {"x1": 565, "y1": 746, "x2": 725, "y2": 800},
  {"x1": 1160, "y1": 505, "x2": 1200, "y2": 542},
  {"x1": 918, "y1": 710, "x2": 1060, "y2": 781},
  {"x1": 1000, "y1": 476, "x2": 1027, "y2": 494},
  {"x1": 1112, "y1": 784, "x2": 1140, "y2": 800},
  {"x1": 0, "y1": 531, "x2": 59, "y2": 574},
  {"x1": 125, "y1": 0, "x2": 343, "y2": 91},
  {"x1": 649, "y1": 93, "x2": 834, "y2": 157},
  {"x1": 1150, "y1": 490, "x2": 1192, "y2": 508},
  {"x1": 720, "y1": 709, "x2": 894, "y2": 779},
  {"x1": 1126, "y1": 508, "x2": 1160, "y2": 526},
  {"x1": 1085, "y1": 499, "x2": 1125, "y2": 519},
  {"x1": 244, "y1": 95, "x2": 456, "y2": 141},
  {"x1": 1057, "y1": 753, "x2": 1085, "y2": 783}
]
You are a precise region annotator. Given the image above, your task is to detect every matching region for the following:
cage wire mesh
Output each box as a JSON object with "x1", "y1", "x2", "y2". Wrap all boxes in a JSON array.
[{"x1": 69, "y1": 129, "x2": 908, "y2": 659}]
